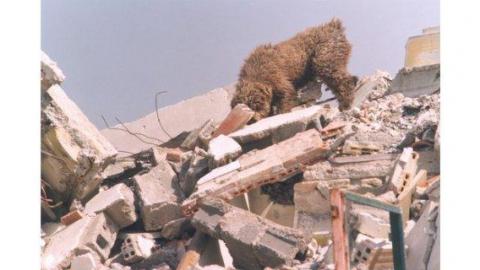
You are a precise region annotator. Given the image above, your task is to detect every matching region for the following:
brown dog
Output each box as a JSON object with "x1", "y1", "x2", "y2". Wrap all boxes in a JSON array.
[{"x1": 231, "y1": 18, "x2": 358, "y2": 121}]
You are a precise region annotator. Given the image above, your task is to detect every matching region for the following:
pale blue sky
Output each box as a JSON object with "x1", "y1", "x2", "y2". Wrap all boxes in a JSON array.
[{"x1": 41, "y1": 0, "x2": 439, "y2": 127}]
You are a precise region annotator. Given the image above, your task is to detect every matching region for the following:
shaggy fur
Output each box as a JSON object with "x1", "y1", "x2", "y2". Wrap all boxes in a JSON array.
[{"x1": 231, "y1": 18, "x2": 358, "y2": 121}]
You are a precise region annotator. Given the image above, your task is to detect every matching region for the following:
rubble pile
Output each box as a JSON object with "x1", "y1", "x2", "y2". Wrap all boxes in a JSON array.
[{"x1": 41, "y1": 44, "x2": 440, "y2": 270}]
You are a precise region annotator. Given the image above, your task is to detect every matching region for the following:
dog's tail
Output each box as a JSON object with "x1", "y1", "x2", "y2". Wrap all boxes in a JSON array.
[{"x1": 327, "y1": 17, "x2": 345, "y2": 31}]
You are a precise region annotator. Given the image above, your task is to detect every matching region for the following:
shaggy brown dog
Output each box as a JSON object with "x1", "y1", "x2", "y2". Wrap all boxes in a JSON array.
[{"x1": 231, "y1": 18, "x2": 358, "y2": 121}]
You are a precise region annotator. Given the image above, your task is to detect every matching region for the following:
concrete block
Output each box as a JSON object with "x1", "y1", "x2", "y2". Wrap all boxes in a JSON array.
[
  {"x1": 389, "y1": 147, "x2": 419, "y2": 196},
  {"x1": 121, "y1": 234, "x2": 155, "y2": 264},
  {"x1": 84, "y1": 183, "x2": 137, "y2": 228},
  {"x1": 134, "y1": 165, "x2": 183, "y2": 231},
  {"x1": 208, "y1": 135, "x2": 242, "y2": 168},
  {"x1": 41, "y1": 213, "x2": 118, "y2": 270},
  {"x1": 192, "y1": 198, "x2": 308, "y2": 270},
  {"x1": 181, "y1": 119, "x2": 216, "y2": 150},
  {"x1": 228, "y1": 105, "x2": 324, "y2": 144},
  {"x1": 41, "y1": 85, "x2": 117, "y2": 201},
  {"x1": 212, "y1": 103, "x2": 254, "y2": 137},
  {"x1": 183, "y1": 129, "x2": 328, "y2": 215},
  {"x1": 353, "y1": 211, "x2": 390, "y2": 239},
  {"x1": 41, "y1": 51, "x2": 65, "y2": 90},
  {"x1": 389, "y1": 64, "x2": 440, "y2": 98}
]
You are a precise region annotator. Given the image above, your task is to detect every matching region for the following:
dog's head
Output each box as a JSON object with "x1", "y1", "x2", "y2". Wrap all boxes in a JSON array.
[
  {"x1": 337, "y1": 75, "x2": 359, "y2": 111},
  {"x1": 232, "y1": 81, "x2": 273, "y2": 121}
]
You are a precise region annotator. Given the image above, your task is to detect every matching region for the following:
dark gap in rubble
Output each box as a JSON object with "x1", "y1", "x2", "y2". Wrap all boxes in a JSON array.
[
  {"x1": 260, "y1": 173, "x2": 304, "y2": 205},
  {"x1": 161, "y1": 131, "x2": 190, "y2": 149},
  {"x1": 242, "y1": 135, "x2": 275, "y2": 152}
]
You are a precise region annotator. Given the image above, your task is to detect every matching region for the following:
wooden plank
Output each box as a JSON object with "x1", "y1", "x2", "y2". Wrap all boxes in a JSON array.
[{"x1": 330, "y1": 189, "x2": 350, "y2": 270}]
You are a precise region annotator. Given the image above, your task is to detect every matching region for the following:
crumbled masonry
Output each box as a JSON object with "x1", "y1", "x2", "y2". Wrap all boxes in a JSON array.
[{"x1": 42, "y1": 27, "x2": 440, "y2": 270}]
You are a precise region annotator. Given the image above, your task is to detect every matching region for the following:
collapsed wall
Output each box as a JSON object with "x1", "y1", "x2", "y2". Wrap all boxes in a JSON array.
[{"x1": 41, "y1": 26, "x2": 440, "y2": 270}]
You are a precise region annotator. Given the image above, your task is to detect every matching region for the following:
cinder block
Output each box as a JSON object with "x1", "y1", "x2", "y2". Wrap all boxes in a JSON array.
[
  {"x1": 134, "y1": 165, "x2": 183, "y2": 231},
  {"x1": 84, "y1": 183, "x2": 137, "y2": 228},
  {"x1": 41, "y1": 213, "x2": 118, "y2": 270},
  {"x1": 121, "y1": 234, "x2": 155, "y2": 264}
]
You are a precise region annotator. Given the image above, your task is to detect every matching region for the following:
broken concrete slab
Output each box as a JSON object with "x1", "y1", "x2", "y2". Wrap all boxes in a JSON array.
[
  {"x1": 84, "y1": 183, "x2": 137, "y2": 228},
  {"x1": 134, "y1": 166, "x2": 183, "y2": 231},
  {"x1": 228, "y1": 105, "x2": 324, "y2": 145},
  {"x1": 183, "y1": 129, "x2": 328, "y2": 215},
  {"x1": 41, "y1": 213, "x2": 118, "y2": 270},
  {"x1": 389, "y1": 64, "x2": 440, "y2": 98},
  {"x1": 192, "y1": 198, "x2": 308, "y2": 270},
  {"x1": 304, "y1": 155, "x2": 396, "y2": 181},
  {"x1": 212, "y1": 103, "x2": 254, "y2": 137},
  {"x1": 101, "y1": 84, "x2": 236, "y2": 156},
  {"x1": 207, "y1": 135, "x2": 242, "y2": 168},
  {"x1": 42, "y1": 84, "x2": 117, "y2": 201},
  {"x1": 41, "y1": 51, "x2": 66, "y2": 90},
  {"x1": 406, "y1": 201, "x2": 439, "y2": 270}
]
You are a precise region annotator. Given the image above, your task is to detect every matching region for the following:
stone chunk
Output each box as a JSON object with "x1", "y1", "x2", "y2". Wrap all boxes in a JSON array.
[
  {"x1": 212, "y1": 103, "x2": 254, "y2": 137},
  {"x1": 192, "y1": 198, "x2": 308, "y2": 270},
  {"x1": 84, "y1": 183, "x2": 137, "y2": 228},
  {"x1": 182, "y1": 129, "x2": 328, "y2": 215},
  {"x1": 181, "y1": 119, "x2": 217, "y2": 150},
  {"x1": 208, "y1": 135, "x2": 242, "y2": 168},
  {"x1": 41, "y1": 213, "x2": 118, "y2": 270},
  {"x1": 134, "y1": 165, "x2": 183, "y2": 231},
  {"x1": 41, "y1": 51, "x2": 66, "y2": 90},
  {"x1": 41, "y1": 85, "x2": 117, "y2": 201},
  {"x1": 228, "y1": 105, "x2": 324, "y2": 144}
]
